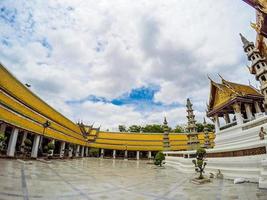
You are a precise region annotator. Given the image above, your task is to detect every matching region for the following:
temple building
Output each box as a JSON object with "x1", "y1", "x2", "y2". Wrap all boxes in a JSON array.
[
  {"x1": 186, "y1": 98, "x2": 199, "y2": 150},
  {"x1": 206, "y1": 77, "x2": 264, "y2": 132}
]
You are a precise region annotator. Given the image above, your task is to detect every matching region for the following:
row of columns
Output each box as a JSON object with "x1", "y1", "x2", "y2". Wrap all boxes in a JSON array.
[
  {"x1": 214, "y1": 102, "x2": 263, "y2": 132},
  {"x1": 101, "y1": 149, "x2": 152, "y2": 160},
  {"x1": 1, "y1": 123, "x2": 89, "y2": 159}
]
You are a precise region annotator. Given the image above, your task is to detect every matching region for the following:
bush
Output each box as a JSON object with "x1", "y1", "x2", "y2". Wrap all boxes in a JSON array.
[
  {"x1": 154, "y1": 151, "x2": 165, "y2": 167},
  {"x1": 47, "y1": 142, "x2": 55, "y2": 150},
  {"x1": 24, "y1": 139, "x2": 32, "y2": 147},
  {"x1": 89, "y1": 148, "x2": 99, "y2": 157},
  {"x1": 0, "y1": 132, "x2": 6, "y2": 151},
  {"x1": 192, "y1": 147, "x2": 207, "y2": 179}
]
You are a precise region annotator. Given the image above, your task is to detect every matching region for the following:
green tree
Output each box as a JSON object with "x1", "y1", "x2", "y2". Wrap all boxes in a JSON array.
[
  {"x1": 154, "y1": 151, "x2": 165, "y2": 167},
  {"x1": 142, "y1": 124, "x2": 164, "y2": 133},
  {"x1": 118, "y1": 125, "x2": 127, "y2": 132},
  {"x1": 192, "y1": 148, "x2": 207, "y2": 179},
  {"x1": 196, "y1": 123, "x2": 204, "y2": 132},
  {"x1": 207, "y1": 123, "x2": 215, "y2": 132},
  {"x1": 174, "y1": 125, "x2": 184, "y2": 133},
  {"x1": 128, "y1": 125, "x2": 142, "y2": 133}
]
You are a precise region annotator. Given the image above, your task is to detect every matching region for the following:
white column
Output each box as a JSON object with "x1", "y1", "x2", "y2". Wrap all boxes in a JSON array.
[
  {"x1": 124, "y1": 150, "x2": 128, "y2": 159},
  {"x1": 81, "y1": 146, "x2": 84, "y2": 157},
  {"x1": 60, "y1": 142, "x2": 65, "y2": 158},
  {"x1": 76, "y1": 145, "x2": 80, "y2": 157},
  {"x1": 69, "y1": 145, "x2": 73, "y2": 157},
  {"x1": 245, "y1": 103, "x2": 253, "y2": 120},
  {"x1": 100, "y1": 148, "x2": 104, "y2": 158},
  {"x1": 7, "y1": 128, "x2": 19, "y2": 157},
  {"x1": 148, "y1": 151, "x2": 152, "y2": 159},
  {"x1": 223, "y1": 113, "x2": 230, "y2": 124},
  {"x1": 50, "y1": 139, "x2": 55, "y2": 156},
  {"x1": 21, "y1": 132, "x2": 28, "y2": 146},
  {"x1": 85, "y1": 147, "x2": 88, "y2": 157},
  {"x1": 136, "y1": 151, "x2": 140, "y2": 160},
  {"x1": 0, "y1": 123, "x2": 7, "y2": 133},
  {"x1": 31, "y1": 134, "x2": 40, "y2": 158},
  {"x1": 233, "y1": 103, "x2": 243, "y2": 125},
  {"x1": 214, "y1": 115, "x2": 220, "y2": 132},
  {"x1": 113, "y1": 150, "x2": 116, "y2": 159},
  {"x1": 255, "y1": 101, "x2": 262, "y2": 113}
]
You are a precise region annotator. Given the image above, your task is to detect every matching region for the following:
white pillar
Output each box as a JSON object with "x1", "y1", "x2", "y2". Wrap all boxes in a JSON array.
[
  {"x1": 21, "y1": 132, "x2": 28, "y2": 146},
  {"x1": 136, "y1": 151, "x2": 140, "y2": 160},
  {"x1": 124, "y1": 150, "x2": 128, "y2": 159},
  {"x1": 100, "y1": 148, "x2": 104, "y2": 158},
  {"x1": 31, "y1": 134, "x2": 40, "y2": 158},
  {"x1": 214, "y1": 115, "x2": 220, "y2": 132},
  {"x1": 7, "y1": 128, "x2": 19, "y2": 157},
  {"x1": 0, "y1": 123, "x2": 7, "y2": 133},
  {"x1": 85, "y1": 147, "x2": 88, "y2": 157},
  {"x1": 81, "y1": 146, "x2": 84, "y2": 157},
  {"x1": 50, "y1": 139, "x2": 55, "y2": 156},
  {"x1": 255, "y1": 101, "x2": 262, "y2": 113},
  {"x1": 148, "y1": 151, "x2": 152, "y2": 159},
  {"x1": 223, "y1": 113, "x2": 230, "y2": 124},
  {"x1": 233, "y1": 103, "x2": 243, "y2": 125},
  {"x1": 60, "y1": 142, "x2": 65, "y2": 158},
  {"x1": 69, "y1": 145, "x2": 73, "y2": 157},
  {"x1": 113, "y1": 150, "x2": 116, "y2": 159},
  {"x1": 76, "y1": 145, "x2": 80, "y2": 157},
  {"x1": 245, "y1": 103, "x2": 253, "y2": 120}
]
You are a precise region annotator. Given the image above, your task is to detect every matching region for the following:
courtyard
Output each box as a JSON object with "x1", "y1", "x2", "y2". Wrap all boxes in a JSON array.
[{"x1": 0, "y1": 158, "x2": 266, "y2": 200}]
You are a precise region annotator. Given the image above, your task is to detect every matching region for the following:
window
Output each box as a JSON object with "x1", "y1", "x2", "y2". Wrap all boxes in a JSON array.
[{"x1": 261, "y1": 75, "x2": 266, "y2": 82}]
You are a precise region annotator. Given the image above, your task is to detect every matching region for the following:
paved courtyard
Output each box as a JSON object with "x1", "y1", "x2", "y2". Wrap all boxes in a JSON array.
[{"x1": 0, "y1": 158, "x2": 266, "y2": 200}]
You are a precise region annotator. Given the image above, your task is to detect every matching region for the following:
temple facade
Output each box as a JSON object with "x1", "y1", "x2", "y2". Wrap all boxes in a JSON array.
[
  {"x1": 207, "y1": 76, "x2": 264, "y2": 132},
  {"x1": 0, "y1": 63, "x2": 214, "y2": 160}
]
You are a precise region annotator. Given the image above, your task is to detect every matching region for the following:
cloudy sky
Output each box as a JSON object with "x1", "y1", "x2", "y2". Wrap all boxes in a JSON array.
[{"x1": 0, "y1": 0, "x2": 257, "y2": 130}]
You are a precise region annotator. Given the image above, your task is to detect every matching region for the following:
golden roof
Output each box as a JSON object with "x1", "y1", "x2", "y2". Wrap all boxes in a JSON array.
[{"x1": 208, "y1": 77, "x2": 262, "y2": 112}]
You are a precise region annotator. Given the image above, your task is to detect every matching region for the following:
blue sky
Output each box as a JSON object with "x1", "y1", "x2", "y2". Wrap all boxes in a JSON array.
[{"x1": 0, "y1": 0, "x2": 257, "y2": 130}]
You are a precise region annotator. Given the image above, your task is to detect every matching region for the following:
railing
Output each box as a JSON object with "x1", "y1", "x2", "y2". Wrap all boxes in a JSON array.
[{"x1": 219, "y1": 121, "x2": 237, "y2": 130}]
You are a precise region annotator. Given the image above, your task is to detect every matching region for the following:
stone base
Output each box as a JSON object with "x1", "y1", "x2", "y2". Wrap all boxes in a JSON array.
[{"x1": 191, "y1": 178, "x2": 211, "y2": 185}]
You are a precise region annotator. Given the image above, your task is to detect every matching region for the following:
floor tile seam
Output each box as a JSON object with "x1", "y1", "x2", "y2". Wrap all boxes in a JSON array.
[
  {"x1": 21, "y1": 164, "x2": 29, "y2": 200},
  {"x1": 46, "y1": 164, "x2": 93, "y2": 200}
]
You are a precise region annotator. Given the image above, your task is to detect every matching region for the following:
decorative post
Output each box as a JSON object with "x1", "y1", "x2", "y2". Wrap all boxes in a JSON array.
[{"x1": 186, "y1": 98, "x2": 199, "y2": 150}]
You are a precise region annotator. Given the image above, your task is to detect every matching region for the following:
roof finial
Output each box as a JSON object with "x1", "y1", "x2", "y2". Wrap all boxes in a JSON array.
[
  {"x1": 239, "y1": 33, "x2": 250, "y2": 46},
  {"x1": 163, "y1": 116, "x2": 168, "y2": 125},
  {"x1": 207, "y1": 74, "x2": 213, "y2": 82},
  {"x1": 218, "y1": 73, "x2": 225, "y2": 82}
]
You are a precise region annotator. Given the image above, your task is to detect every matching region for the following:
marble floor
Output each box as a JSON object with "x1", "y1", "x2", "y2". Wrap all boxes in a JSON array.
[{"x1": 0, "y1": 158, "x2": 266, "y2": 200}]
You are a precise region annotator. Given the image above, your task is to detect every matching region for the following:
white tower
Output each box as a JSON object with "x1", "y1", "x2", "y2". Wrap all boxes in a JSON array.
[{"x1": 240, "y1": 33, "x2": 267, "y2": 111}]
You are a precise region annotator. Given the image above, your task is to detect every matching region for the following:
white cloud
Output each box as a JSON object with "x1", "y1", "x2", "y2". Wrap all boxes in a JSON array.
[{"x1": 0, "y1": 0, "x2": 258, "y2": 129}]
